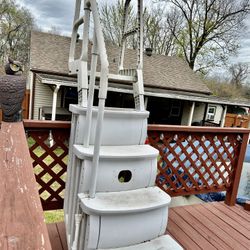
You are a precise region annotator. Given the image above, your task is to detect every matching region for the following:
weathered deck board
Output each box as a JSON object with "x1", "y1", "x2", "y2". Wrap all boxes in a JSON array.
[
  {"x1": 171, "y1": 205, "x2": 231, "y2": 249},
  {"x1": 47, "y1": 222, "x2": 67, "y2": 250},
  {"x1": 0, "y1": 122, "x2": 51, "y2": 249},
  {"x1": 212, "y1": 202, "x2": 250, "y2": 231},
  {"x1": 167, "y1": 202, "x2": 250, "y2": 250},
  {"x1": 48, "y1": 202, "x2": 250, "y2": 250},
  {"x1": 220, "y1": 202, "x2": 250, "y2": 222}
]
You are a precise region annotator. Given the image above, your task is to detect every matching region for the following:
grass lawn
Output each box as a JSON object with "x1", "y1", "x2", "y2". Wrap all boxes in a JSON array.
[
  {"x1": 28, "y1": 137, "x2": 67, "y2": 223},
  {"x1": 44, "y1": 209, "x2": 64, "y2": 223}
]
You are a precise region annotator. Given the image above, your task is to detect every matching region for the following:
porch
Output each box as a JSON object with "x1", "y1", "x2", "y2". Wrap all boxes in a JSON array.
[{"x1": 1, "y1": 120, "x2": 250, "y2": 249}]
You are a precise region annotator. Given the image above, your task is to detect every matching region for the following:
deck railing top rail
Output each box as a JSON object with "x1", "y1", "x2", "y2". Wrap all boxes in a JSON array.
[
  {"x1": 23, "y1": 120, "x2": 249, "y2": 210},
  {"x1": 148, "y1": 124, "x2": 250, "y2": 134},
  {"x1": 0, "y1": 122, "x2": 51, "y2": 249},
  {"x1": 23, "y1": 119, "x2": 71, "y2": 129}
]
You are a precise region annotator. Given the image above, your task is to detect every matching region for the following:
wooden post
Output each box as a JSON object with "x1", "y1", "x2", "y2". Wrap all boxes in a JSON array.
[
  {"x1": 187, "y1": 101, "x2": 195, "y2": 126},
  {"x1": 225, "y1": 133, "x2": 249, "y2": 206}
]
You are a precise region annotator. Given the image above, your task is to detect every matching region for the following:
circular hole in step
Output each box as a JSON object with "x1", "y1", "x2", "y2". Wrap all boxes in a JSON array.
[{"x1": 118, "y1": 170, "x2": 132, "y2": 183}]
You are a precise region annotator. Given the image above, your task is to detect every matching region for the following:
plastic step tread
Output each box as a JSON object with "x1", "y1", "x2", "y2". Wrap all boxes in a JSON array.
[
  {"x1": 98, "y1": 235, "x2": 183, "y2": 250},
  {"x1": 78, "y1": 186, "x2": 171, "y2": 215},
  {"x1": 73, "y1": 144, "x2": 158, "y2": 159}
]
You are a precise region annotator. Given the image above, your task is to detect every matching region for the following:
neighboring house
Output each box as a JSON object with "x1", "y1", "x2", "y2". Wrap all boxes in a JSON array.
[{"x1": 27, "y1": 31, "x2": 250, "y2": 127}]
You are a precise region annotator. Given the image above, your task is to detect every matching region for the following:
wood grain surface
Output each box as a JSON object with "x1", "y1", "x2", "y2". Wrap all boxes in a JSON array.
[{"x1": 0, "y1": 122, "x2": 51, "y2": 249}]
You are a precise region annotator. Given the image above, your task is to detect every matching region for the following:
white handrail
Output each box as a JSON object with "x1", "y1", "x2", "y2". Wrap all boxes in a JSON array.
[
  {"x1": 119, "y1": 0, "x2": 131, "y2": 71},
  {"x1": 118, "y1": 0, "x2": 145, "y2": 111},
  {"x1": 88, "y1": 0, "x2": 109, "y2": 198},
  {"x1": 84, "y1": 33, "x2": 98, "y2": 147},
  {"x1": 78, "y1": 1, "x2": 91, "y2": 107},
  {"x1": 69, "y1": 0, "x2": 82, "y2": 64},
  {"x1": 138, "y1": 0, "x2": 144, "y2": 69},
  {"x1": 80, "y1": 2, "x2": 90, "y2": 62}
]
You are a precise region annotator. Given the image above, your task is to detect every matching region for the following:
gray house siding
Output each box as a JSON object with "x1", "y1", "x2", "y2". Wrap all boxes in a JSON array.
[{"x1": 33, "y1": 78, "x2": 62, "y2": 119}]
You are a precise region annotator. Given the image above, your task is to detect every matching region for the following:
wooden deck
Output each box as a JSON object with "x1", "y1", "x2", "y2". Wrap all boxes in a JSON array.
[
  {"x1": 47, "y1": 202, "x2": 250, "y2": 250},
  {"x1": 167, "y1": 202, "x2": 250, "y2": 250},
  {"x1": 47, "y1": 222, "x2": 67, "y2": 250}
]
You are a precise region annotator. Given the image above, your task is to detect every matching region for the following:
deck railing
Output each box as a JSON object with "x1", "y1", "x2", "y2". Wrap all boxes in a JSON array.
[
  {"x1": 24, "y1": 120, "x2": 70, "y2": 210},
  {"x1": 23, "y1": 120, "x2": 249, "y2": 210},
  {"x1": 148, "y1": 125, "x2": 249, "y2": 206}
]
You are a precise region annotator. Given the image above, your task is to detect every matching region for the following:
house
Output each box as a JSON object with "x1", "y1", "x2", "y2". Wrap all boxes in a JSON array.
[{"x1": 27, "y1": 31, "x2": 250, "y2": 127}]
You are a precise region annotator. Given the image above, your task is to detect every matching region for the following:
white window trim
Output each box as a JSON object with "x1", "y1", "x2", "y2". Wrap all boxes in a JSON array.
[{"x1": 206, "y1": 105, "x2": 217, "y2": 121}]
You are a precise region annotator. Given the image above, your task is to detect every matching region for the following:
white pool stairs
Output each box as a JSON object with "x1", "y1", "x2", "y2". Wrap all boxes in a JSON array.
[{"x1": 64, "y1": 0, "x2": 183, "y2": 249}]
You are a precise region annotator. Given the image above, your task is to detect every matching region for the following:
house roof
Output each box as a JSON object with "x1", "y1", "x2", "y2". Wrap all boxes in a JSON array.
[
  {"x1": 37, "y1": 73, "x2": 250, "y2": 108},
  {"x1": 30, "y1": 31, "x2": 211, "y2": 95}
]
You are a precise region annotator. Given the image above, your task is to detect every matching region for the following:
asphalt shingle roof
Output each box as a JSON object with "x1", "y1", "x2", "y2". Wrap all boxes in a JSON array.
[{"x1": 30, "y1": 31, "x2": 211, "y2": 95}]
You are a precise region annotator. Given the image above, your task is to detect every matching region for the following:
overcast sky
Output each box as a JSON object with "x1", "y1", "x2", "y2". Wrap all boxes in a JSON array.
[{"x1": 16, "y1": 0, "x2": 250, "y2": 70}]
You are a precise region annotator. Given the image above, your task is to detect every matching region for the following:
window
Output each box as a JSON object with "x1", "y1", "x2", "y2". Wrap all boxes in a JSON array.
[
  {"x1": 206, "y1": 106, "x2": 216, "y2": 120},
  {"x1": 170, "y1": 101, "x2": 181, "y2": 117}
]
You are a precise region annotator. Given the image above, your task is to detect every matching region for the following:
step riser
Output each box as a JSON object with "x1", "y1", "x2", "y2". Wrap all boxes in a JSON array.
[
  {"x1": 75, "y1": 115, "x2": 147, "y2": 145},
  {"x1": 70, "y1": 105, "x2": 149, "y2": 145},
  {"x1": 82, "y1": 208, "x2": 168, "y2": 249},
  {"x1": 79, "y1": 158, "x2": 157, "y2": 192}
]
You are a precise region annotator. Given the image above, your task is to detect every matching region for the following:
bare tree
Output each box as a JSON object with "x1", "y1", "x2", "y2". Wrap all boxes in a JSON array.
[
  {"x1": 47, "y1": 26, "x2": 62, "y2": 35},
  {"x1": 229, "y1": 63, "x2": 249, "y2": 86},
  {"x1": 144, "y1": 7, "x2": 176, "y2": 55},
  {"x1": 163, "y1": 0, "x2": 250, "y2": 72},
  {"x1": 100, "y1": 1, "x2": 178, "y2": 55},
  {"x1": 0, "y1": 0, "x2": 34, "y2": 65},
  {"x1": 100, "y1": 0, "x2": 136, "y2": 47}
]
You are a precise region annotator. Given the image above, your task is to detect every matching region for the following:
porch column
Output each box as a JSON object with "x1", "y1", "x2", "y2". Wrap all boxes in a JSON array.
[
  {"x1": 28, "y1": 71, "x2": 34, "y2": 119},
  {"x1": 220, "y1": 105, "x2": 227, "y2": 127},
  {"x1": 188, "y1": 101, "x2": 195, "y2": 126},
  {"x1": 144, "y1": 96, "x2": 148, "y2": 109},
  {"x1": 51, "y1": 85, "x2": 60, "y2": 121}
]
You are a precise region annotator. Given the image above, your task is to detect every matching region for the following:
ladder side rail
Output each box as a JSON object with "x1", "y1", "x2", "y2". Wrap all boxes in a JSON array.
[
  {"x1": 78, "y1": 2, "x2": 91, "y2": 107},
  {"x1": 69, "y1": 158, "x2": 83, "y2": 246},
  {"x1": 137, "y1": 0, "x2": 144, "y2": 69},
  {"x1": 134, "y1": 0, "x2": 145, "y2": 111},
  {"x1": 88, "y1": 0, "x2": 109, "y2": 199},
  {"x1": 69, "y1": 0, "x2": 82, "y2": 64},
  {"x1": 74, "y1": 0, "x2": 82, "y2": 22},
  {"x1": 66, "y1": 2, "x2": 84, "y2": 241},
  {"x1": 84, "y1": 32, "x2": 98, "y2": 147},
  {"x1": 69, "y1": 19, "x2": 84, "y2": 65},
  {"x1": 80, "y1": 1, "x2": 91, "y2": 62},
  {"x1": 119, "y1": 0, "x2": 131, "y2": 71},
  {"x1": 64, "y1": 114, "x2": 77, "y2": 221}
]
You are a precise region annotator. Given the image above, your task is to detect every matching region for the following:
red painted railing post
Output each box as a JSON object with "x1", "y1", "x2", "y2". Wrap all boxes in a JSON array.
[{"x1": 225, "y1": 133, "x2": 249, "y2": 206}]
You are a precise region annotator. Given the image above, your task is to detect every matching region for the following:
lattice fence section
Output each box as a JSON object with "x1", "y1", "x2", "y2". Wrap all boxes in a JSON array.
[
  {"x1": 148, "y1": 130, "x2": 244, "y2": 197},
  {"x1": 26, "y1": 128, "x2": 70, "y2": 210},
  {"x1": 24, "y1": 120, "x2": 249, "y2": 209}
]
